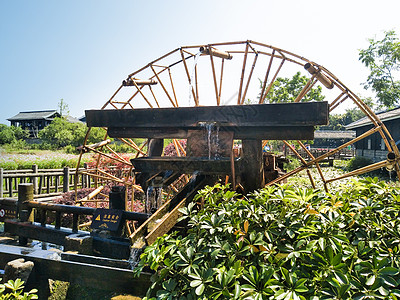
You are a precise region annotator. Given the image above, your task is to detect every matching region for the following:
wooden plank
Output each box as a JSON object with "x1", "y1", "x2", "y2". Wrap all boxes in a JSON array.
[
  {"x1": 131, "y1": 157, "x2": 236, "y2": 174},
  {"x1": 187, "y1": 130, "x2": 233, "y2": 158},
  {"x1": 86, "y1": 101, "x2": 329, "y2": 128},
  {"x1": 107, "y1": 125, "x2": 316, "y2": 140},
  {"x1": 145, "y1": 198, "x2": 185, "y2": 245},
  {"x1": 241, "y1": 140, "x2": 264, "y2": 192},
  {"x1": 129, "y1": 174, "x2": 208, "y2": 245},
  {"x1": 145, "y1": 175, "x2": 211, "y2": 244},
  {"x1": 4, "y1": 220, "x2": 86, "y2": 245}
]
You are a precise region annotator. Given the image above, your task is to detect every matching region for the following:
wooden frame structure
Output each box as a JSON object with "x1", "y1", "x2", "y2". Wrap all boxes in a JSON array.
[{"x1": 75, "y1": 40, "x2": 400, "y2": 208}]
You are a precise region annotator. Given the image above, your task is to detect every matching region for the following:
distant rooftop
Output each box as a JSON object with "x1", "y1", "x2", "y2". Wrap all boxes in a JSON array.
[
  {"x1": 7, "y1": 110, "x2": 59, "y2": 121},
  {"x1": 314, "y1": 130, "x2": 356, "y2": 139},
  {"x1": 346, "y1": 106, "x2": 400, "y2": 129}
]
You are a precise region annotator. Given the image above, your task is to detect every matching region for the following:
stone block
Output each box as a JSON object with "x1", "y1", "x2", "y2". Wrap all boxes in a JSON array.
[
  {"x1": 65, "y1": 234, "x2": 93, "y2": 255},
  {"x1": 4, "y1": 258, "x2": 34, "y2": 283}
]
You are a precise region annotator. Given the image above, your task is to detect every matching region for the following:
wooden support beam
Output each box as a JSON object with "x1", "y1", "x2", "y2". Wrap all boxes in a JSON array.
[
  {"x1": 241, "y1": 140, "x2": 264, "y2": 193},
  {"x1": 107, "y1": 125, "x2": 316, "y2": 140},
  {"x1": 132, "y1": 157, "x2": 236, "y2": 175},
  {"x1": 86, "y1": 102, "x2": 329, "y2": 129}
]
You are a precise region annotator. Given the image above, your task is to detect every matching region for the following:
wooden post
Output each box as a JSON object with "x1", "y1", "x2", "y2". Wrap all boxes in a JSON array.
[
  {"x1": 109, "y1": 186, "x2": 126, "y2": 211},
  {"x1": 18, "y1": 183, "x2": 34, "y2": 246},
  {"x1": 0, "y1": 168, "x2": 3, "y2": 198},
  {"x1": 148, "y1": 138, "x2": 164, "y2": 157},
  {"x1": 241, "y1": 140, "x2": 264, "y2": 193},
  {"x1": 32, "y1": 164, "x2": 38, "y2": 194},
  {"x1": 8, "y1": 178, "x2": 13, "y2": 197},
  {"x1": 83, "y1": 163, "x2": 88, "y2": 188},
  {"x1": 63, "y1": 167, "x2": 70, "y2": 193}
]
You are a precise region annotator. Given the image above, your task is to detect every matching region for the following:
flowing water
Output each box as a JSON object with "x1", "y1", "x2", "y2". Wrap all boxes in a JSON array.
[
  {"x1": 129, "y1": 237, "x2": 146, "y2": 269},
  {"x1": 200, "y1": 122, "x2": 220, "y2": 159},
  {"x1": 188, "y1": 51, "x2": 201, "y2": 106},
  {"x1": 128, "y1": 247, "x2": 142, "y2": 269},
  {"x1": 145, "y1": 186, "x2": 163, "y2": 214}
]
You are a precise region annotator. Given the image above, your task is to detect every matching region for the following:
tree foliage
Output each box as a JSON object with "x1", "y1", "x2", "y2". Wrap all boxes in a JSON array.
[
  {"x1": 359, "y1": 30, "x2": 400, "y2": 108},
  {"x1": 38, "y1": 117, "x2": 104, "y2": 148},
  {"x1": 323, "y1": 107, "x2": 365, "y2": 131},
  {"x1": 57, "y1": 98, "x2": 70, "y2": 117},
  {"x1": 261, "y1": 72, "x2": 325, "y2": 103},
  {"x1": 0, "y1": 124, "x2": 29, "y2": 145}
]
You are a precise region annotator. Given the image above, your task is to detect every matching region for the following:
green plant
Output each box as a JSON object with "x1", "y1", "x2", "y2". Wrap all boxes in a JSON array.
[
  {"x1": 0, "y1": 278, "x2": 38, "y2": 299},
  {"x1": 347, "y1": 156, "x2": 373, "y2": 171},
  {"x1": 134, "y1": 179, "x2": 400, "y2": 299}
]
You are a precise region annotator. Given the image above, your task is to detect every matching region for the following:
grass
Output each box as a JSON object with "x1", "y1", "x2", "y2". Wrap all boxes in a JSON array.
[{"x1": 0, "y1": 149, "x2": 92, "y2": 170}]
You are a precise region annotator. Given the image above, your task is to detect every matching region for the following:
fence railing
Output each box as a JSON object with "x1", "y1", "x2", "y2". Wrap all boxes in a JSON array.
[
  {"x1": 292, "y1": 148, "x2": 355, "y2": 161},
  {"x1": 0, "y1": 164, "x2": 93, "y2": 198}
]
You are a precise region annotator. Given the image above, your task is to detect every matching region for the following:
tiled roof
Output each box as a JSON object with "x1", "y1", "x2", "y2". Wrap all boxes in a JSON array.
[
  {"x1": 314, "y1": 130, "x2": 356, "y2": 139},
  {"x1": 7, "y1": 110, "x2": 59, "y2": 121},
  {"x1": 346, "y1": 107, "x2": 400, "y2": 129}
]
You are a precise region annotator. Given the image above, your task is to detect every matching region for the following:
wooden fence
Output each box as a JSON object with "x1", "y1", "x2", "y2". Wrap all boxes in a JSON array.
[
  {"x1": 290, "y1": 147, "x2": 355, "y2": 161},
  {"x1": 0, "y1": 164, "x2": 92, "y2": 199}
]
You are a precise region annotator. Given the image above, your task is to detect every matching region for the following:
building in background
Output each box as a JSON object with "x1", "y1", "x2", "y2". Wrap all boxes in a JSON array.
[
  {"x1": 7, "y1": 110, "x2": 82, "y2": 138},
  {"x1": 346, "y1": 107, "x2": 400, "y2": 161}
]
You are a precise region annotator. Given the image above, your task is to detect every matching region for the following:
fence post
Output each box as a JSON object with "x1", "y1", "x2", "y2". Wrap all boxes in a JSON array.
[
  {"x1": 32, "y1": 164, "x2": 38, "y2": 194},
  {"x1": 0, "y1": 168, "x2": 3, "y2": 198},
  {"x1": 63, "y1": 167, "x2": 70, "y2": 193},
  {"x1": 83, "y1": 163, "x2": 88, "y2": 188},
  {"x1": 18, "y1": 183, "x2": 34, "y2": 246}
]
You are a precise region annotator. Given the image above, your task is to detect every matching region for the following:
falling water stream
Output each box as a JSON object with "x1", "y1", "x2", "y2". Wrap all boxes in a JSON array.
[
  {"x1": 145, "y1": 186, "x2": 163, "y2": 214},
  {"x1": 128, "y1": 239, "x2": 144, "y2": 269},
  {"x1": 188, "y1": 51, "x2": 201, "y2": 106},
  {"x1": 199, "y1": 122, "x2": 220, "y2": 159},
  {"x1": 128, "y1": 185, "x2": 164, "y2": 268}
]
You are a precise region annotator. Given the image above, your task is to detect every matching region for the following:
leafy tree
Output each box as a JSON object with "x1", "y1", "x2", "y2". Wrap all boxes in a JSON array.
[
  {"x1": 359, "y1": 30, "x2": 400, "y2": 108},
  {"x1": 38, "y1": 117, "x2": 105, "y2": 149},
  {"x1": 57, "y1": 98, "x2": 70, "y2": 116},
  {"x1": 261, "y1": 72, "x2": 325, "y2": 103},
  {"x1": 0, "y1": 124, "x2": 29, "y2": 144},
  {"x1": 323, "y1": 107, "x2": 365, "y2": 131}
]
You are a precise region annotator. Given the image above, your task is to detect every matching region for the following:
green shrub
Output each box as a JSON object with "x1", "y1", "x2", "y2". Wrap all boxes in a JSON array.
[
  {"x1": 284, "y1": 157, "x2": 301, "y2": 171},
  {"x1": 2, "y1": 139, "x2": 30, "y2": 152},
  {"x1": 63, "y1": 145, "x2": 78, "y2": 154},
  {"x1": 0, "y1": 125, "x2": 29, "y2": 145},
  {"x1": 347, "y1": 156, "x2": 373, "y2": 171},
  {"x1": 134, "y1": 179, "x2": 400, "y2": 299},
  {"x1": 0, "y1": 278, "x2": 38, "y2": 299}
]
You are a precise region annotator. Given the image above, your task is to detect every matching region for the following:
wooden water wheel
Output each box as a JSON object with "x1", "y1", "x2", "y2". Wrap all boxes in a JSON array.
[{"x1": 75, "y1": 40, "x2": 400, "y2": 228}]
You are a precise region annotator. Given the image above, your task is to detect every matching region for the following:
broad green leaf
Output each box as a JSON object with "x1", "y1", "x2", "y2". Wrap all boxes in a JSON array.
[
  {"x1": 366, "y1": 274, "x2": 376, "y2": 286},
  {"x1": 195, "y1": 283, "x2": 205, "y2": 295}
]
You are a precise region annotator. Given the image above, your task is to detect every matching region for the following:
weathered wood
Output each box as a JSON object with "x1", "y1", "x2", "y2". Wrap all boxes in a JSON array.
[
  {"x1": 187, "y1": 130, "x2": 233, "y2": 158},
  {"x1": 148, "y1": 138, "x2": 164, "y2": 156},
  {"x1": 241, "y1": 140, "x2": 264, "y2": 193},
  {"x1": 130, "y1": 174, "x2": 208, "y2": 245},
  {"x1": 132, "y1": 157, "x2": 236, "y2": 174},
  {"x1": 26, "y1": 201, "x2": 149, "y2": 222},
  {"x1": 0, "y1": 168, "x2": 3, "y2": 198},
  {"x1": 108, "y1": 126, "x2": 316, "y2": 140},
  {"x1": 86, "y1": 102, "x2": 329, "y2": 129},
  {"x1": 5, "y1": 220, "x2": 81, "y2": 245},
  {"x1": 0, "y1": 244, "x2": 152, "y2": 296}
]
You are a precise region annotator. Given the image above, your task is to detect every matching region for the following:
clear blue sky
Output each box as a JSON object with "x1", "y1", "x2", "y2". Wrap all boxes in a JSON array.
[{"x1": 1, "y1": 0, "x2": 399, "y2": 125}]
